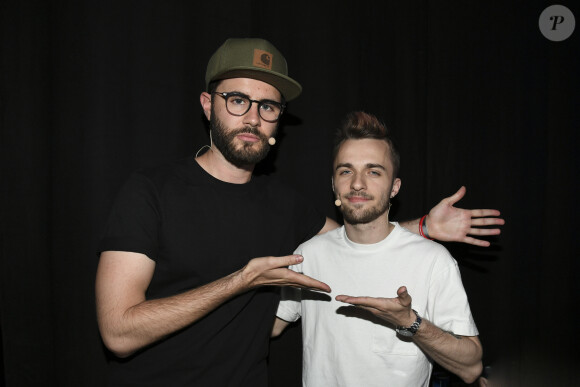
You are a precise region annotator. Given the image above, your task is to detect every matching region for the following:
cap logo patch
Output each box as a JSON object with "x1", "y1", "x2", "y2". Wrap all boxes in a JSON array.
[{"x1": 253, "y1": 49, "x2": 273, "y2": 70}]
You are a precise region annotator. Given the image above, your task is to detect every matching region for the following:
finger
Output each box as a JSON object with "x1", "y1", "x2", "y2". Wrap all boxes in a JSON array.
[
  {"x1": 461, "y1": 236, "x2": 491, "y2": 247},
  {"x1": 285, "y1": 254, "x2": 304, "y2": 266},
  {"x1": 470, "y1": 217, "x2": 505, "y2": 226},
  {"x1": 288, "y1": 271, "x2": 331, "y2": 292},
  {"x1": 444, "y1": 186, "x2": 466, "y2": 206},
  {"x1": 335, "y1": 295, "x2": 378, "y2": 307},
  {"x1": 335, "y1": 295, "x2": 350, "y2": 303},
  {"x1": 265, "y1": 254, "x2": 304, "y2": 269},
  {"x1": 335, "y1": 295, "x2": 361, "y2": 304},
  {"x1": 467, "y1": 227, "x2": 502, "y2": 236},
  {"x1": 468, "y1": 209, "x2": 502, "y2": 218},
  {"x1": 335, "y1": 300, "x2": 377, "y2": 316}
]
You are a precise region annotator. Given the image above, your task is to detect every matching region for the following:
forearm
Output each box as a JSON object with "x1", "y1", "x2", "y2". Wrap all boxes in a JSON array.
[
  {"x1": 98, "y1": 254, "x2": 328, "y2": 358},
  {"x1": 412, "y1": 319, "x2": 483, "y2": 383},
  {"x1": 271, "y1": 317, "x2": 290, "y2": 337},
  {"x1": 399, "y1": 217, "x2": 420, "y2": 235},
  {"x1": 318, "y1": 217, "x2": 340, "y2": 234},
  {"x1": 99, "y1": 270, "x2": 246, "y2": 357}
]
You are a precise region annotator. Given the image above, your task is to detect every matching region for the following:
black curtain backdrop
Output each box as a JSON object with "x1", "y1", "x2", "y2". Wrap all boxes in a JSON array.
[{"x1": 1, "y1": 1, "x2": 578, "y2": 386}]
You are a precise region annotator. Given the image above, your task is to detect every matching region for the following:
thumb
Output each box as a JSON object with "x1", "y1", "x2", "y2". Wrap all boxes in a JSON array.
[
  {"x1": 397, "y1": 286, "x2": 412, "y2": 306},
  {"x1": 446, "y1": 186, "x2": 466, "y2": 206},
  {"x1": 284, "y1": 254, "x2": 304, "y2": 267}
]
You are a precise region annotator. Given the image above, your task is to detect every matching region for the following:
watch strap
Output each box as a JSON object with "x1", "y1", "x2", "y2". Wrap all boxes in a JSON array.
[{"x1": 396, "y1": 309, "x2": 422, "y2": 336}]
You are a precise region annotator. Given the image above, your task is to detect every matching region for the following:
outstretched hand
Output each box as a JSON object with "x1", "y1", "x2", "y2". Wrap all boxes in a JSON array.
[
  {"x1": 241, "y1": 255, "x2": 331, "y2": 293},
  {"x1": 336, "y1": 286, "x2": 415, "y2": 327},
  {"x1": 427, "y1": 186, "x2": 505, "y2": 247}
]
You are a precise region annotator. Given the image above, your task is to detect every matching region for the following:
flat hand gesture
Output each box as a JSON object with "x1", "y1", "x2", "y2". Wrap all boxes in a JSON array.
[
  {"x1": 427, "y1": 186, "x2": 505, "y2": 247},
  {"x1": 336, "y1": 286, "x2": 415, "y2": 327},
  {"x1": 241, "y1": 255, "x2": 331, "y2": 292}
]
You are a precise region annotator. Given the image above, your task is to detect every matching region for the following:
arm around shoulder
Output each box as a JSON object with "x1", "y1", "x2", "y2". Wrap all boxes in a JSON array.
[
  {"x1": 318, "y1": 217, "x2": 340, "y2": 235},
  {"x1": 399, "y1": 187, "x2": 504, "y2": 247}
]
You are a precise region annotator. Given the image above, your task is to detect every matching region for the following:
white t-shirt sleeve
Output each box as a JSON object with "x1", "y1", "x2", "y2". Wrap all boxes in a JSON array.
[
  {"x1": 427, "y1": 248, "x2": 479, "y2": 336},
  {"x1": 276, "y1": 256, "x2": 304, "y2": 323}
]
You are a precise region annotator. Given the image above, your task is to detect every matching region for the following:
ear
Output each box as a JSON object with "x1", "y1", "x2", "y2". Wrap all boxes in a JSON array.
[
  {"x1": 390, "y1": 178, "x2": 402, "y2": 198},
  {"x1": 331, "y1": 177, "x2": 335, "y2": 193},
  {"x1": 200, "y1": 92, "x2": 212, "y2": 120}
]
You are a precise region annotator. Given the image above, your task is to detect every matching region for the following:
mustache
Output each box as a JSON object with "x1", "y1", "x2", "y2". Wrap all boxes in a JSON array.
[
  {"x1": 344, "y1": 192, "x2": 374, "y2": 200},
  {"x1": 231, "y1": 126, "x2": 268, "y2": 141}
]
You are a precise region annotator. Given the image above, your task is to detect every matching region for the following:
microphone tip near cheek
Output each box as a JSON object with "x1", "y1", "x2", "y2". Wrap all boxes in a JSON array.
[{"x1": 268, "y1": 137, "x2": 276, "y2": 146}]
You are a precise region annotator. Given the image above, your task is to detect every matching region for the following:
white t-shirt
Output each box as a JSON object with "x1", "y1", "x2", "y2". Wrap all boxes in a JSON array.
[{"x1": 277, "y1": 223, "x2": 478, "y2": 387}]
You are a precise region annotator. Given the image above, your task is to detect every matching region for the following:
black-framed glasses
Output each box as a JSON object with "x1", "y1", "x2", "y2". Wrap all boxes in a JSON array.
[{"x1": 213, "y1": 91, "x2": 285, "y2": 123}]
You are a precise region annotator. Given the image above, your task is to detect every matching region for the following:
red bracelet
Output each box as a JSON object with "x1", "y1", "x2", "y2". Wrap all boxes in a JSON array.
[{"x1": 419, "y1": 215, "x2": 433, "y2": 240}]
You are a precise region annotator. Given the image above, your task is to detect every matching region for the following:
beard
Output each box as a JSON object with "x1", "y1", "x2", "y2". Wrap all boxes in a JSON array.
[
  {"x1": 340, "y1": 191, "x2": 392, "y2": 225},
  {"x1": 210, "y1": 110, "x2": 274, "y2": 167}
]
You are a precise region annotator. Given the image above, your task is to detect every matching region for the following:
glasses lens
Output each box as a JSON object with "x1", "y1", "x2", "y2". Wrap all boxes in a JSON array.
[
  {"x1": 225, "y1": 95, "x2": 251, "y2": 115},
  {"x1": 223, "y1": 93, "x2": 282, "y2": 122},
  {"x1": 258, "y1": 102, "x2": 281, "y2": 122}
]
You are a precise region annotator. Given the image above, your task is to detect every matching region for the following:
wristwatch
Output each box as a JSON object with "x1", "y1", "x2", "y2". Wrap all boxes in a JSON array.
[{"x1": 396, "y1": 309, "x2": 422, "y2": 337}]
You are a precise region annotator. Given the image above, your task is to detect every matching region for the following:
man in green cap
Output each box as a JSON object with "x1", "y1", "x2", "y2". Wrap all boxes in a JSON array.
[{"x1": 95, "y1": 38, "x2": 503, "y2": 385}]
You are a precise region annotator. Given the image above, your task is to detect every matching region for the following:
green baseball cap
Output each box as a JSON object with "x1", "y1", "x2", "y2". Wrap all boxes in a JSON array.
[{"x1": 205, "y1": 38, "x2": 302, "y2": 101}]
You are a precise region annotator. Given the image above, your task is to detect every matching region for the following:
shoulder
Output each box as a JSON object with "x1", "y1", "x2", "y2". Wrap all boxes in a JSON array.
[
  {"x1": 392, "y1": 223, "x2": 456, "y2": 264},
  {"x1": 124, "y1": 156, "x2": 202, "y2": 192},
  {"x1": 295, "y1": 227, "x2": 343, "y2": 253},
  {"x1": 135, "y1": 157, "x2": 194, "y2": 182},
  {"x1": 394, "y1": 223, "x2": 447, "y2": 250}
]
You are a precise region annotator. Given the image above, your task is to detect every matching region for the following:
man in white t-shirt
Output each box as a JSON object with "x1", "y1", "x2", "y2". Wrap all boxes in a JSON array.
[{"x1": 273, "y1": 111, "x2": 484, "y2": 387}]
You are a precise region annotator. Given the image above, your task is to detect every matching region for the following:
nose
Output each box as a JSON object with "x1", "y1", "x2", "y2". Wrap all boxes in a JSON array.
[
  {"x1": 350, "y1": 173, "x2": 366, "y2": 191},
  {"x1": 243, "y1": 103, "x2": 261, "y2": 127}
]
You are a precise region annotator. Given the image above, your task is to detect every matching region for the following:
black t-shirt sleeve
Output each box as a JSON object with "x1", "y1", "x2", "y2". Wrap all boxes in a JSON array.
[{"x1": 97, "y1": 172, "x2": 161, "y2": 259}]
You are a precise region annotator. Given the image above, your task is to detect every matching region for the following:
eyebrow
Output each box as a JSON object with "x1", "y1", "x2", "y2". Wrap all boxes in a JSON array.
[
  {"x1": 335, "y1": 163, "x2": 386, "y2": 171},
  {"x1": 219, "y1": 90, "x2": 281, "y2": 104}
]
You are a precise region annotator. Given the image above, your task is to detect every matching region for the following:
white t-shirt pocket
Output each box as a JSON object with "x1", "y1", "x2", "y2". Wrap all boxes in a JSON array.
[{"x1": 371, "y1": 323, "x2": 418, "y2": 356}]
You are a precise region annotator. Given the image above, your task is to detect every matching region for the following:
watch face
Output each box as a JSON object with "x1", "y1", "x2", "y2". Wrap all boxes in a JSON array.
[
  {"x1": 396, "y1": 328, "x2": 414, "y2": 337},
  {"x1": 396, "y1": 310, "x2": 421, "y2": 337}
]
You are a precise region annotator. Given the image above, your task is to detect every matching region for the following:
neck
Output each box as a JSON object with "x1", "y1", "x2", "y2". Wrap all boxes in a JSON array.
[
  {"x1": 195, "y1": 146, "x2": 254, "y2": 184},
  {"x1": 344, "y1": 212, "x2": 395, "y2": 244}
]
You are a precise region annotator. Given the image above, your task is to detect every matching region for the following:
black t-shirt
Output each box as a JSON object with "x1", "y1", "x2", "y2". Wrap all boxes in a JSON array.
[{"x1": 98, "y1": 157, "x2": 325, "y2": 386}]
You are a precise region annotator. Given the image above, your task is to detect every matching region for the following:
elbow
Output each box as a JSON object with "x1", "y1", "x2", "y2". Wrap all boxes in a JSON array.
[
  {"x1": 97, "y1": 314, "x2": 141, "y2": 358},
  {"x1": 458, "y1": 336, "x2": 484, "y2": 384},
  {"x1": 99, "y1": 328, "x2": 139, "y2": 358},
  {"x1": 102, "y1": 336, "x2": 138, "y2": 358},
  {"x1": 459, "y1": 361, "x2": 483, "y2": 384}
]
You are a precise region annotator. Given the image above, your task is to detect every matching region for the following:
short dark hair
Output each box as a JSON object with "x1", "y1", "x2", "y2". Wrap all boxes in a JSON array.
[
  {"x1": 207, "y1": 80, "x2": 221, "y2": 95},
  {"x1": 332, "y1": 111, "x2": 400, "y2": 179}
]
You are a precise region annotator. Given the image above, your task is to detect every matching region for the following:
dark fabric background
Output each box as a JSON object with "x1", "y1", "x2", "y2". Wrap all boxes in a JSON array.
[{"x1": 1, "y1": 1, "x2": 578, "y2": 386}]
